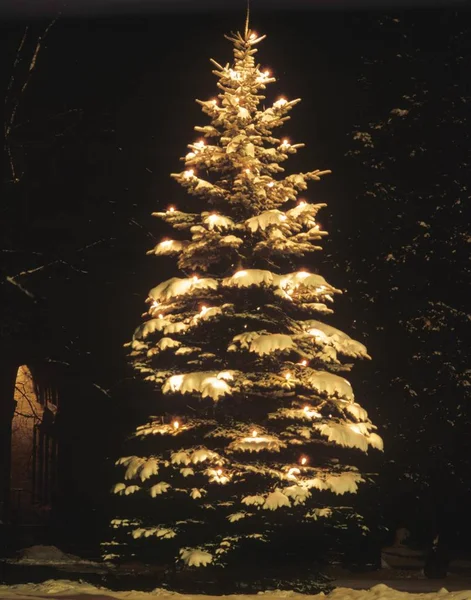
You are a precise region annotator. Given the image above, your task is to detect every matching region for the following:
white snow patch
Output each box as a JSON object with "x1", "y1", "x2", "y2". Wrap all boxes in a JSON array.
[
  {"x1": 303, "y1": 320, "x2": 370, "y2": 359},
  {"x1": 245, "y1": 209, "x2": 287, "y2": 232},
  {"x1": 149, "y1": 276, "x2": 217, "y2": 302},
  {"x1": 230, "y1": 332, "x2": 296, "y2": 356},
  {"x1": 313, "y1": 422, "x2": 369, "y2": 452},
  {"x1": 0, "y1": 579, "x2": 470, "y2": 598},
  {"x1": 263, "y1": 489, "x2": 291, "y2": 510},
  {"x1": 9, "y1": 546, "x2": 99, "y2": 567},
  {"x1": 179, "y1": 547, "x2": 213, "y2": 567},
  {"x1": 162, "y1": 371, "x2": 234, "y2": 401},
  {"x1": 308, "y1": 371, "x2": 354, "y2": 401}
]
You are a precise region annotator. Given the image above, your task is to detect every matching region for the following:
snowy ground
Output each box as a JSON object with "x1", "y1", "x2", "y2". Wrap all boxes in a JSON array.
[
  {"x1": 1, "y1": 580, "x2": 471, "y2": 600},
  {"x1": 2, "y1": 548, "x2": 471, "y2": 600}
]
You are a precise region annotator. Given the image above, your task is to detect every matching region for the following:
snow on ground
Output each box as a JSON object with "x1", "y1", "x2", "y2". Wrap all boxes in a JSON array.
[
  {"x1": 5, "y1": 545, "x2": 106, "y2": 573},
  {"x1": 0, "y1": 580, "x2": 471, "y2": 600},
  {"x1": 9, "y1": 545, "x2": 101, "y2": 567}
]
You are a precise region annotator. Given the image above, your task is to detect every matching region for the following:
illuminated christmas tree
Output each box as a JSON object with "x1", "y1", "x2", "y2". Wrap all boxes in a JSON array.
[{"x1": 109, "y1": 23, "x2": 382, "y2": 572}]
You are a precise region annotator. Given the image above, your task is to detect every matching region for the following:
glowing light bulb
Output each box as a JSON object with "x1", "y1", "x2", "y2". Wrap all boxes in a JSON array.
[
  {"x1": 194, "y1": 140, "x2": 205, "y2": 149},
  {"x1": 151, "y1": 300, "x2": 160, "y2": 309},
  {"x1": 158, "y1": 313, "x2": 164, "y2": 319},
  {"x1": 303, "y1": 405, "x2": 310, "y2": 413},
  {"x1": 216, "y1": 468, "x2": 223, "y2": 476},
  {"x1": 285, "y1": 372, "x2": 291, "y2": 381},
  {"x1": 200, "y1": 305, "x2": 208, "y2": 315},
  {"x1": 280, "y1": 214, "x2": 287, "y2": 221},
  {"x1": 267, "y1": 181, "x2": 274, "y2": 188},
  {"x1": 252, "y1": 430, "x2": 258, "y2": 438},
  {"x1": 234, "y1": 97, "x2": 240, "y2": 103},
  {"x1": 297, "y1": 270, "x2": 310, "y2": 279},
  {"x1": 249, "y1": 32, "x2": 257, "y2": 40},
  {"x1": 263, "y1": 70, "x2": 270, "y2": 77},
  {"x1": 299, "y1": 360, "x2": 308, "y2": 367},
  {"x1": 173, "y1": 420, "x2": 180, "y2": 430},
  {"x1": 167, "y1": 205, "x2": 176, "y2": 212},
  {"x1": 160, "y1": 239, "x2": 172, "y2": 247},
  {"x1": 186, "y1": 152, "x2": 196, "y2": 160},
  {"x1": 192, "y1": 275, "x2": 199, "y2": 282},
  {"x1": 184, "y1": 169, "x2": 194, "y2": 179},
  {"x1": 300, "y1": 456, "x2": 308, "y2": 466},
  {"x1": 281, "y1": 138, "x2": 290, "y2": 147},
  {"x1": 211, "y1": 98, "x2": 218, "y2": 105},
  {"x1": 275, "y1": 97, "x2": 287, "y2": 107},
  {"x1": 245, "y1": 168, "x2": 251, "y2": 174},
  {"x1": 298, "y1": 200, "x2": 307, "y2": 207}
]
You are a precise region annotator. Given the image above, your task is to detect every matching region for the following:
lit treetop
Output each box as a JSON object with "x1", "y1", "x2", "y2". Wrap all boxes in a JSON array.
[{"x1": 110, "y1": 27, "x2": 382, "y2": 570}]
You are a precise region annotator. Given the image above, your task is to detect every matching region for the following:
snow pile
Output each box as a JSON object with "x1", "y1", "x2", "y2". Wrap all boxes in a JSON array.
[
  {"x1": 308, "y1": 370, "x2": 354, "y2": 401},
  {"x1": 0, "y1": 580, "x2": 471, "y2": 599},
  {"x1": 229, "y1": 332, "x2": 296, "y2": 355},
  {"x1": 9, "y1": 545, "x2": 100, "y2": 567},
  {"x1": 303, "y1": 320, "x2": 370, "y2": 359},
  {"x1": 162, "y1": 370, "x2": 235, "y2": 400}
]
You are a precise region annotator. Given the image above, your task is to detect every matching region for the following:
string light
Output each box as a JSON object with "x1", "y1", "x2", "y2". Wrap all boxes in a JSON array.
[
  {"x1": 249, "y1": 32, "x2": 257, "y2": 40},
  {"x1": 274, "y1": 97, "x2": 288, "y2": 107},
  {"x1": 251, "y1": 430, "x2": 258, "y2": 438},
  {"x1": 173, "y1": 420, "x2": 180, "y2": 430},
  {"x1": 158, "y1": 313, "x2": 164, "y2": 319},
  {"x1": 245, "y1": 168, "x2": 251, "y2": 174},
  {"x1": 300, "y1": 456, "x2": 308, "y2": 466},
  {"x1": 184, "y1": 169, "x2": 195, "y2": 179},
  {"x1": 151, "y1": 300, "x2": 160, "y2": 309},
  {"x1": 263, "y1": 69, "x2": 271, "y2": 78},
  {"x1": 192, "y1": 275, "x2": 199, "y2": 282},
  {"x1": 167, "y1": 206, "x2": 176, "y2": 212},
  {"x1": 297, "y1": 270, "x2": 310, "y2": 279},
  {"x1": 298, "y1": 200, "x2": 307, "y2": 207},
  {"x1": 299, "y1": 360, "x2": 308, "y2": 367},
  {"x1": 160, "y1": 239, "x2": 173, "y2": 247},
  {"x1": 186, "y1": 152, "x2": 196, "y2": 159},
  {"x1": 194, "y1": 140, "x2": 205, "y2": 150},
  {"x1": 267, "y1": 181, "x2": 274, "y2": 188},
  {"x1": 200, "y1": 305, "x2": 208, "y2": 315},
  {"x1": 211, "y1": 98, "x2": 218, "y2": 105},
  {"x1": 303, "y1": 405, "x2": 310, "y2": 413},
  {"x1": 216, "y1": 468, "x2": 223, "y2": 476},
  {"x1": 285, "y1": 372, "x2": 291, "y2": 381},
  {"x1": 281, "y1": 139, "x2": 290, "y2": 147}
]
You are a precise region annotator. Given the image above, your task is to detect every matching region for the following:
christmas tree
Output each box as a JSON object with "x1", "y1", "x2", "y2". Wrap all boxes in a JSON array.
[{"x1": 109, "y1": 23, "x2": 382, "y2": 573}]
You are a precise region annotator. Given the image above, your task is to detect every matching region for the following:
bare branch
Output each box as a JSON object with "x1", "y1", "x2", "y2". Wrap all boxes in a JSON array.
[{"x1": 4, "y1": 17, "x2": 59, "y2": 184}]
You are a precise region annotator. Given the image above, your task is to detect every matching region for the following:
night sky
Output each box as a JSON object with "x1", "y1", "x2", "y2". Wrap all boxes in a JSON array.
[{"x1": 1, "y1": 0, "x2": 470, "y2": 558}]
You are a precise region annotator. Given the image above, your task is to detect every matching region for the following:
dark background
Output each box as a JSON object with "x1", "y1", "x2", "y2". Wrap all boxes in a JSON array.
[{"x1": 1, "y1": 0, "x2": 470, "y2": 561}]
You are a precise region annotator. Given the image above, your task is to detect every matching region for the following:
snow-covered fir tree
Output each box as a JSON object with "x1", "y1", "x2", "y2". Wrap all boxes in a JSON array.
[{"x1": 109, "y1": 25, "x2": 382, "y2": 571}]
